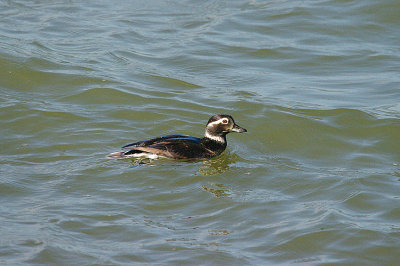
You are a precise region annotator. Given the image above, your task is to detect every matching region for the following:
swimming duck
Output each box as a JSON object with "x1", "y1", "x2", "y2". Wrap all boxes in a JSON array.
[{"x1": 107, "y1": 114, "x2": 247, "y2": 160}]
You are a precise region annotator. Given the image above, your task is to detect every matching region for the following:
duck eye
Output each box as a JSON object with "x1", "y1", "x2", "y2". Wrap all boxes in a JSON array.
[{"x1": 222, "y1": 118, "x2": 229, "y2": 124}]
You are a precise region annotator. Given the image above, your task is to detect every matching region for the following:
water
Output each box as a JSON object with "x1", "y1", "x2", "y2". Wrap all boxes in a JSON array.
[{"x1": 1, "y1": 0, "x2": 399, "y2": 264}]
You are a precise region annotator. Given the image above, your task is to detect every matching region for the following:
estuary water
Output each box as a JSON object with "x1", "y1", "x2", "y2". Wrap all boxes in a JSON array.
[{"x1": 1, "y1": 0, "x2": 399, "y2": 264}]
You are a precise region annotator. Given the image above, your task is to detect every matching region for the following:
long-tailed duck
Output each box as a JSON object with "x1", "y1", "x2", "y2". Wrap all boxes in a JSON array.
[{"x1": 107, "y1": 114, "x2": 247, "y2": 160}]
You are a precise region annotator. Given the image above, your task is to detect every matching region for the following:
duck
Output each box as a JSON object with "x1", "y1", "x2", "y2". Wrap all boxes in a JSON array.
[{"x1": 107, "y1": 114, "x2": 247, "y2": 160}]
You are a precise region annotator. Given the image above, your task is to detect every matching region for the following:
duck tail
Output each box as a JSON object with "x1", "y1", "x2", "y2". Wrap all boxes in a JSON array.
[{"x1": 106, "y1": 151, "x2": 127, "y2": 159}]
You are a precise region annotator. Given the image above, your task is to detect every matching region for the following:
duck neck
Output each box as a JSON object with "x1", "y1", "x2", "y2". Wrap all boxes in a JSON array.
[{"x1": 204, "y1": 130, "x2": 227, "y2": 145}]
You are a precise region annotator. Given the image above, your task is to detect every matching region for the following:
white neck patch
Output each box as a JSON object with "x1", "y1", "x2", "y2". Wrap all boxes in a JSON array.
[{"x1": 204, "y1": 130, "x2": 225, "y2": 143}]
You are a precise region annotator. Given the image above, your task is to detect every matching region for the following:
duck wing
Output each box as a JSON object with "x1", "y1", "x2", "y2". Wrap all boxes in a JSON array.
[
  {"x1": 123, "y1": 135, "x2": 215, "y2": 159},
  {"x1": 122, "y1": 134, "x2": 198, "y2": 149}
]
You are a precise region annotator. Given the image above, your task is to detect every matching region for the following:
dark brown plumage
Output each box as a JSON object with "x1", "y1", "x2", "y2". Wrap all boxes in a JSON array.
[{"x1": 107, "y1": 114, "x2": 247, "y2": 160}]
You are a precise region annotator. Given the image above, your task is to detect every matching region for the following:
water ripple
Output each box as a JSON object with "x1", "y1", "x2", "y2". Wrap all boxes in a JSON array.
[{"x1": 1, "y1": 0, "x2": 400, "y2": 264}]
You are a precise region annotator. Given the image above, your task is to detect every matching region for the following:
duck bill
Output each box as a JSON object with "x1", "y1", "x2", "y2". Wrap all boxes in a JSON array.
[{"x1": 231, "y1": 124, "x2": 247, "y2": 133}]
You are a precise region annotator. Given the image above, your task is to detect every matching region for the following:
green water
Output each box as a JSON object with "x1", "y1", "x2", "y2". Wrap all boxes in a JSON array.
[{"x1": 1, "y1": 0, "x2": 400, "y2": 264}]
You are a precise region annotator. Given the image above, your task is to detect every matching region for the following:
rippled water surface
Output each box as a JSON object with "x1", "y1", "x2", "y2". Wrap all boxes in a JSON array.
[{"x1": 1, "y1": 0, "x2": 400, "y2": 264}]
